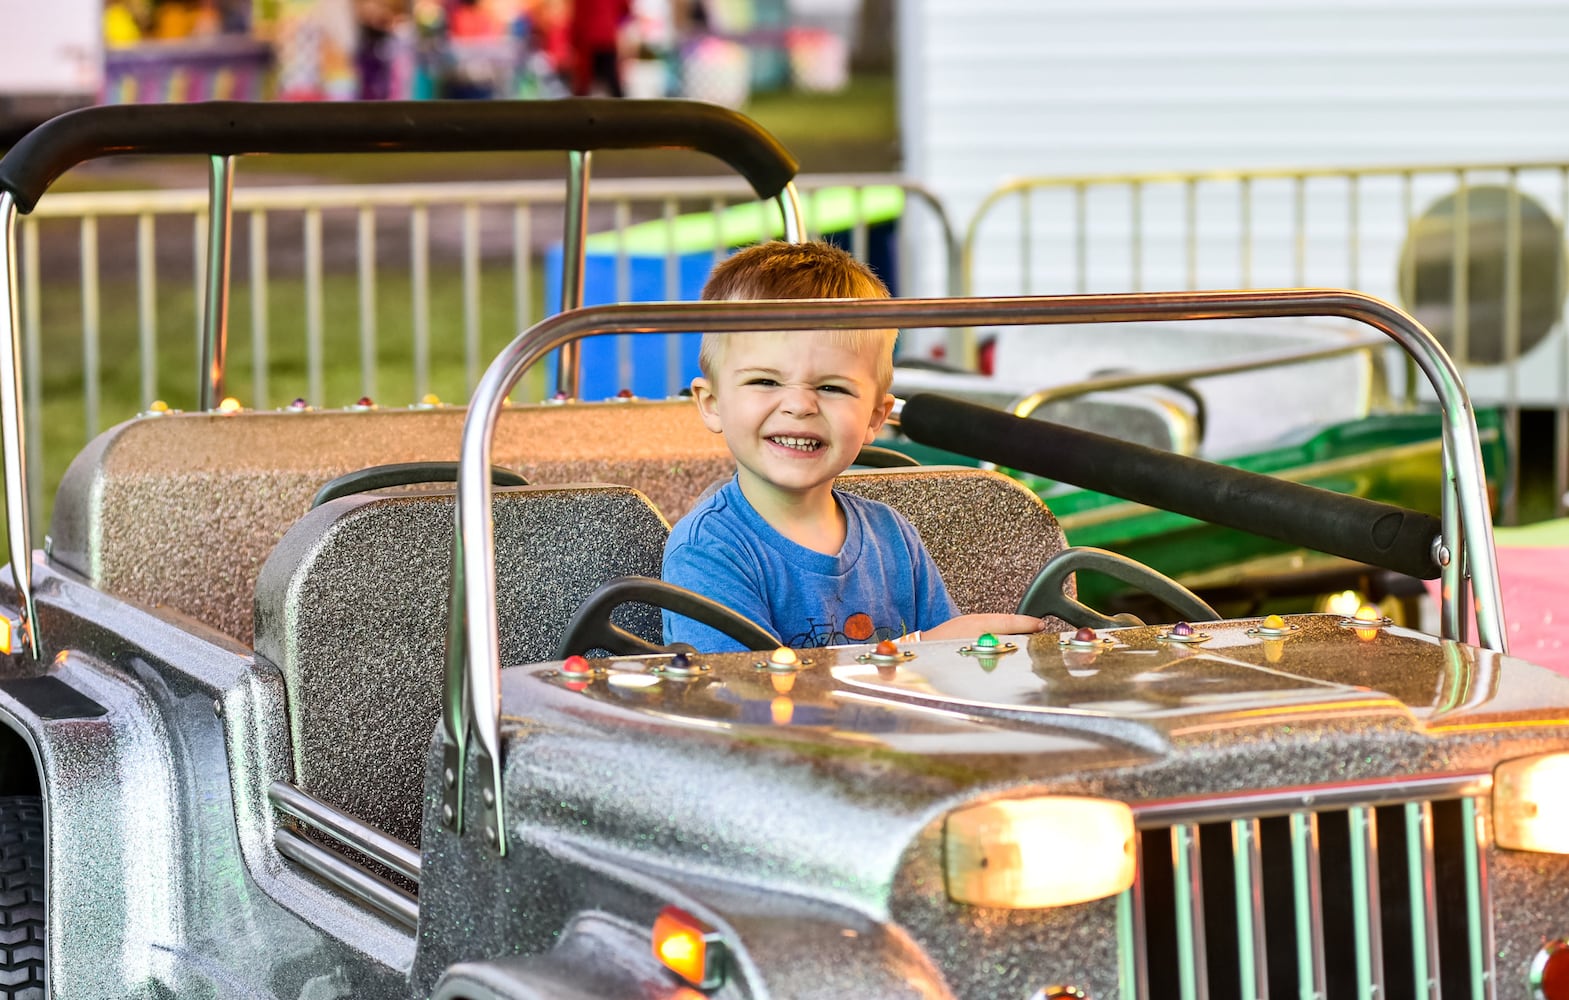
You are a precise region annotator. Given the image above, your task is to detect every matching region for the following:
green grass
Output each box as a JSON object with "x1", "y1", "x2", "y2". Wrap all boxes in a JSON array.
[{"x1": 32, "y1": 265, "x2": 545, "y2": 534}]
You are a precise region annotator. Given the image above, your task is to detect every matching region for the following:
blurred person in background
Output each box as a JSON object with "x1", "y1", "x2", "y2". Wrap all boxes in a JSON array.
[
  {"x1": 570, "y1": 0, "x2": 630, "y2": 96},
  {"x1": 355, "y1": 0, "x2": 403, "y2": 98},
  {"x1": 447, "y1": 0, "x2": 499, "y2": 37}
]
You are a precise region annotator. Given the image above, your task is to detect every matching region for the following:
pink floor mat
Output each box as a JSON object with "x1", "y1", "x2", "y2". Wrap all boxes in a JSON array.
[{"x1": 1424, "y1": 519, "x2": 1569, "y2": 675}]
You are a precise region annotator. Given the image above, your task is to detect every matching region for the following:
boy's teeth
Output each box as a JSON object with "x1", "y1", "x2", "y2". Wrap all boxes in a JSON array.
[{"x1": 770, "y1": 436, "x2": 821, "y2": 451}]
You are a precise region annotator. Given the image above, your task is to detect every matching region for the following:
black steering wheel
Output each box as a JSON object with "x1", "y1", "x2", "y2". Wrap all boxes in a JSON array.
[
  {"x1": 1017, "y1": 546, "x2": 1219, "y2": 629},
  {"x1": 555, "y1": 576, "x2": 779, "y2": 658},
  {"x1": 851, "y1": 445, "x2": 922, "y2": 469},
  {"x1": 311, "y1": 461, "x2": 528, "y2": 509}
]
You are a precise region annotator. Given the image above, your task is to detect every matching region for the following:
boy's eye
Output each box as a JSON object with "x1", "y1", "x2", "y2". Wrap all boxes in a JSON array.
[
  {"x1": 819, "y1": 384, "x2": 854, "y2": 395},
  {"x1": 744, "y1": 378, "x2": 780, "y2": 387}
]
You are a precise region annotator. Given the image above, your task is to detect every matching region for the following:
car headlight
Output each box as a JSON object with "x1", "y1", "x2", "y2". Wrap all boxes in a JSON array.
[
  {"x1": 944, "y1": 795, "x2": 1136, "y2": 908},
  {"x1": 1494, "y1": 752, "x2": 1569, "y2": 854}
]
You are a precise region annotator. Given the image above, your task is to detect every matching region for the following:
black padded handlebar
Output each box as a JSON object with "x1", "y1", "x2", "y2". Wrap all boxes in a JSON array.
[
  {"x1": 0, "y1": 99, "x2": 800, "y2": 214},
  {"x1": 900, "y1": 392, "x2": 1444, "y2": 580}
]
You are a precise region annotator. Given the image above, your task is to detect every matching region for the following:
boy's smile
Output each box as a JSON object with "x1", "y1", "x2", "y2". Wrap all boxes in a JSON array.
[{"x1": 692, "y1": 333, "x2": 895, "y2": 517}]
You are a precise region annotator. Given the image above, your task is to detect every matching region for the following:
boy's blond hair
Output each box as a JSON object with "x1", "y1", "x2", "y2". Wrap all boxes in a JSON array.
[{"x1": 697, "y1": 241, "x2": 897, "y2": 393}]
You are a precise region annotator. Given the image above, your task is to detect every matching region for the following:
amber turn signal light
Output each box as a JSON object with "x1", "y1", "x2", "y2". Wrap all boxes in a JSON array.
[{"x1": 652, "y1": 905, "x2": 725, "y2": 990}]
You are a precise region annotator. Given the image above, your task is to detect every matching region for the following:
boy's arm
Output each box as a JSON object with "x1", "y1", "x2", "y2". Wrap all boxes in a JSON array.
[
  {"x1": 661, "y1": 541, "x2": 782, "y2": 654},
  {"x1": 920, "y1": 614, "x2": 1049, "y2": 641}
]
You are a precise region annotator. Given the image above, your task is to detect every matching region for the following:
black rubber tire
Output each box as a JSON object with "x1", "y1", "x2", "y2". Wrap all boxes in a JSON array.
[{"x1": 0, "y1": 796, "x2": 44, "y2": 1000}]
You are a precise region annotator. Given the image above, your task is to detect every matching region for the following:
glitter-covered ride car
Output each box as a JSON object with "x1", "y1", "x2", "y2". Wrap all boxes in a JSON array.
[{"x1": 1, "y1": 104, "x2": 1568, "y2": 1000}]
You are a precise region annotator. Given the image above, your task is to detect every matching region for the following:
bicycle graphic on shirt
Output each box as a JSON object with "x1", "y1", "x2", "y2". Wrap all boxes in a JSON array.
[{"x1": 785, "y1": 614, "x2": 899, "y2": 648}]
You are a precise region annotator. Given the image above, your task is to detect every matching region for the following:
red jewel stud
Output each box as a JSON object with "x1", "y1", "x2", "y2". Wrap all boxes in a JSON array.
[
  {"x1": 874, "y1": 639, "x2": 899, "y2": 657},
  {"x1": 615, "y1": 388, "x2": 635, "y2": 399},
  {"x1": 355, "y1": 396, "x2": 375, "y2": 408},
  {"x1": 1073, "y1": 627, "x2": 1098, "y2": 644},
  {"x1": 561, "y1": 655, "x2": 592, "y2": 675}
]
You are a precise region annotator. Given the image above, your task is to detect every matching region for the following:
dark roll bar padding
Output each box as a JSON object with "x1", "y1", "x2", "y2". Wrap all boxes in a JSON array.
[
  {"x1": 0, "y1": 99, "x2": 800, "y2": 214},
  {"x1": 900, "y1": 392, "x2": 1444, "y2": 580}
]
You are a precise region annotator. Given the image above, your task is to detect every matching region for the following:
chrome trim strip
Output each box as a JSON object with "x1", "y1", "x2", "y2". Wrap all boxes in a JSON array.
[
  {"x1": 1129, "y1": 828, "x2": 1150, "y2": 1000},
  {"x1": 1173, "y1": 823, "x2": 1208, "y2": 1000},
  {"x1": 1116, "y1": 883, "x2": 1144, "y2": 1000},
  {"x1": 1462, "y1": 797, "x2": 1496, "y2": 1000},
  {"x1": 1407, "y1": 800, "x2": 1441, "y2": 999},
  {"x1": 275, "y1": 828, "x2": 417, "y2": 930},
  {"x1": 1233, "y1": 818, "x2": 1269, "y2": 1000},
  {"x1": 1291, "y1": 811, "x2": 1328, "y2": 1000},
  {"x1": 449, "y1": 291, "x2": 1507, "y2": 851},
  {"x1": 198, "y1": 154, "x2": 235, "y2": 411},
  {"x1": 1132, "y1": 772, "x2": 1493, "y2": 828},
  {"x1": 0, "y1": 193, "x2": 36, "y2": 658},
  {"x1": 268, "y1": 781, "x2": 421, "y2": 883},
  {"x1": 1350, "y1": 806, "x2": 1386, "y2": 998}
]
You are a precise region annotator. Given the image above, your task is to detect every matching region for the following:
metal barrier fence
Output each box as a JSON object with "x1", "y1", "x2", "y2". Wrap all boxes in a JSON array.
[
  {"x1": 962, "y1": 161, "x2": 1569, "y2": 519},
  {"x1": 21, "y1": 161, "x2": 1568, "y2": 530},
  {"x1": 17, "y1": 172, "x2": 956, "y2": 530}
]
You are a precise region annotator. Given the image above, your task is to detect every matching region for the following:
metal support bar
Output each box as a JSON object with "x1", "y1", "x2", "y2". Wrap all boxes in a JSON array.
[
  {"x1": 274, "y1": 828, "x2": 417, "y2": 930},
  {"x1": 1009, "y1": 335, "x2": 1389, "y2": 424},
  {"x1": 199, "y1": 155, "x2": 235, "y2": 410},
  {"x1": 268, "y1": 781, "x2": 420, "y2": 883},
  {"x1": 778, "y1": 182, "x2": 804, "y2": 243},
  {"x1": 554, "y1": 150, "x2": 590, "y2": 400}
]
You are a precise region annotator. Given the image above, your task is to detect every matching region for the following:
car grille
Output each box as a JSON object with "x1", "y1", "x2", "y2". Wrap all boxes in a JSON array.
[{"x1": 1119, "y1": 774, "x2": 1493, "y2": 1000}]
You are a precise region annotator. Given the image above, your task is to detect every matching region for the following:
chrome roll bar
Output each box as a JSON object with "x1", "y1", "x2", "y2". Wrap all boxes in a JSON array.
[
  {"x1": 444, "y1": 289, "x2": 1504, "y2": 853},
  {"x1": 0, "y1": 193, "x2": 35, "y2": 657}
]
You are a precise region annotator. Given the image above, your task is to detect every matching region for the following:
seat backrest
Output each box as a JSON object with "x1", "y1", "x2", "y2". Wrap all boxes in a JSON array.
[
  {"x1": 834, "y1": 466, "x2": 1073, "y2": 628},
  {"x1": 50, "y1": 400, "x2": 730, "y2": 645},
  {"x1": 253, "y1": 483, "x2": 669, "y2": 847}
]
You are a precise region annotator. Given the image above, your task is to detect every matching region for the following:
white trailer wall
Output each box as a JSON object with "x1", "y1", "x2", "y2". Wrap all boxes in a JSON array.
[
  {"x1": 0, "y1": 0, "x2": 101, "y2": 123},
  {"x1": 898, "y1": 0, "x2": 1569, "y2": 402}
]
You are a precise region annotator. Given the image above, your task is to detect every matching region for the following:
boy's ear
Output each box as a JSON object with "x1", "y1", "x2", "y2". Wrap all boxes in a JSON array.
[
  {"x1": 863, "y1": 392, "x2": 897, "y2": 443},
  {"x1": 691, "y1": 377, "x2": 724, "y2": 433}
]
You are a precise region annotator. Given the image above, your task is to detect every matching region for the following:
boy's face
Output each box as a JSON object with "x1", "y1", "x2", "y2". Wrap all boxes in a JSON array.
[{"x1": 693, "y1": 333, "x2": 895, "y2": 504}]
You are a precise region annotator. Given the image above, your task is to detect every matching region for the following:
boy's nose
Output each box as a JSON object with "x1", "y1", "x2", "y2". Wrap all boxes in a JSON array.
[{"x1": 780, "y1": 384, "x2": 818, "y2": 415}]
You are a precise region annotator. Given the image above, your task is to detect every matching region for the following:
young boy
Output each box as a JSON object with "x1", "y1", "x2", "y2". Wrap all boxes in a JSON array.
[{"x1": 661, "y1": 241, "x2": 1046, "y2": 652}]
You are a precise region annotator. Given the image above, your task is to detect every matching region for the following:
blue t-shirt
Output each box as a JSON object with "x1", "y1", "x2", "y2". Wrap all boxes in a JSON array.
[{"x1": 661, "y1": 477, "x2": 959, "y2": 652}]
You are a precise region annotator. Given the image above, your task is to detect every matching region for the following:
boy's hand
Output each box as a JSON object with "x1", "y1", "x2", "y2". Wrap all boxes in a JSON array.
[{"x1": 919, "y1": 614, "x2": 1049, "y2": 642}]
